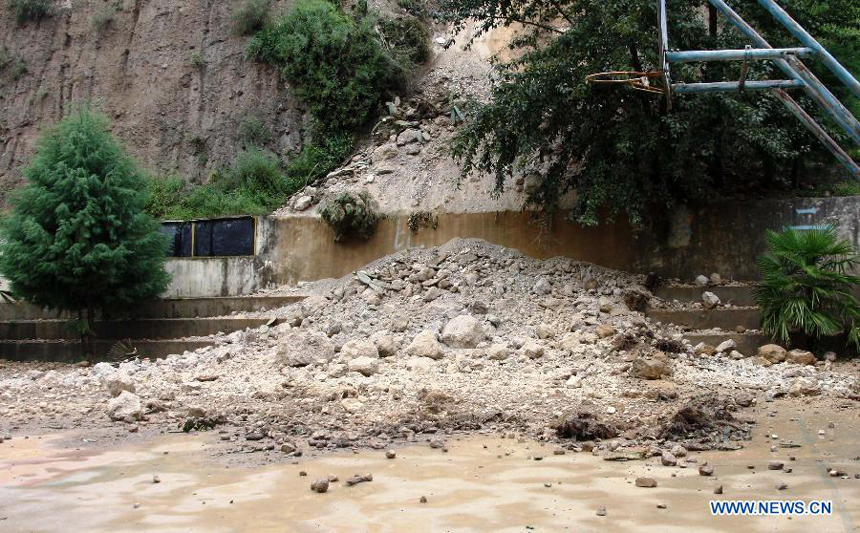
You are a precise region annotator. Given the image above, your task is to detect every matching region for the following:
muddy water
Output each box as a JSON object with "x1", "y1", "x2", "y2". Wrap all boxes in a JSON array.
[{"x1": 0, "y1": 402, "x2": 858, "y2": 532}]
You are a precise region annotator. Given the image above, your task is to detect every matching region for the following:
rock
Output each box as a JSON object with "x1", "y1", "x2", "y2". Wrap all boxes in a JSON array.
[
  {"x1": 420, "y1": 496, "x2": 427, "y2": 503},
  {"x1": 714, "y1": 485, "x2": 723, "y2": 495},
  {"x1": 535, "y1": 323, "x2": 554, "y2": 340},
  {"x1": 345, "y1": 473, "x2": 373, "y2": 486},
  {"x1": 729, "y1": 350, "x2": 745, "y2": 360},
  {"x1": 702, "y1": 291, "x2": 720, "y2": 309},
  {"x1": 294, "y1": 195, "x2": 313, "y2": 211},
  {"x1": 670, "y1": 444, "x2": 687, "y2": 457},
  {"x1": 385, "y1": 450, "x2": 396, "y2": 459},
  {"x1": 698, "y1": 464, "x2": 714, "y2": 476},
  {"x1": 694, "y1": 275, "x2": 709, "y2": 287},
  {"x1": 785, "y1": 349, "x2": 816, "y2": 366},
  {"x1": 533, "y1": 278, "x2": 552, "y2": 295},
  {"x1": 406, "y1": 330, "x2": 445, "y2": 360},
  {"x1": 758, "y1": 344, "x2": 786, "y2": 363},
  {"x1": 661, "y1": 451, "x2": 677, "y2": 466},
  {"x1": 104, "y1": 372, "x2": 135, "y2": 397},
  {"x1": 734, "y1": 393, "x2": 754, "y2": 407},
  {"x1": 341, "y1": 339, "x2": 379, "y2": 360},
  {"x1": 522, "y1": 341, "x2": 545, "y2": 359},
  {"x1": 768, "y1": 460, "x2": 784, "y2": 470},
  {"x1": 347, "y1": 356, "x2": 379, "y2": 376},
  {"x1": 372, "y1": 333, "x2": 399, "y2": 358},
  {"x1": 441, "y1": 315, "x2": 485, "y2": 348},
  {"x1": 824, "y1": 351, "x2": 837, "y2": 362},
  {"x1": 152, "y1": 475, "x2": 161, "y2": 484},
  {"x1": 595, "y1": 325, "x2": 616, "y2": 339},
  {"x1": 715, "y1": 339, "x2": 736, "y2": 354},
  {"x1": 709, "y1": 273, "x2": 722, "y2": 285},
  {"x1": 275, "y1": 331, "x2": 335, "y2": 367},
  {"x1": 396, "y1": 128, "x2": 419, "y2": 146},
  {"x1": 486, "y1": 344, "x2": 509, "y2": 361},
  {"x1": 107, "y1": 391, "x2": 143, "y2": 422},
  {"x1": 311, "y1": 479, "x2": 329, "y2": 493},
  {"x1": 788, "y1": 377, "x2": 821, "y2": 397},
  {"x1": 776, "y1": 482, "x2": 788, "y2": 491},
  {"x1": 635, "y1": 477, "x2": 657, "y2": 488},
  {"x1": 341, "y1": 398, "x2": 364, "y2": 413},
  {"x1": 629, "y1": 358, "x2": 671, "y2": 380},
  {"x1": 695, "y1": 344, "x2": 716, "y2": 356}
]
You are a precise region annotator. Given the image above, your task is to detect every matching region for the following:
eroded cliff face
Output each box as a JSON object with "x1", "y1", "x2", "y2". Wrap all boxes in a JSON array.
[{"x1": 0, "y1": 0, "x2": 305, "y2": 206}]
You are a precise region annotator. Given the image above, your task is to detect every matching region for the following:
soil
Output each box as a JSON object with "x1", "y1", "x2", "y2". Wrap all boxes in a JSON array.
[{"x1": 1, "y1": 399, "x2": 858, "y2": 532}]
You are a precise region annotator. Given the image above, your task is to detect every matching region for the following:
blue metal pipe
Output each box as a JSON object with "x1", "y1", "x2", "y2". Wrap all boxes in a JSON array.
[
  {"x1": 772, "y1": 89, "x2": 859, "y2": 178},
  {"x1": 666, "y1": 48, "x2": 812, "y2": 63},
  {"x1": 707, "y1": 0, "x2": 860, "y2": 145},
  {"x1": 672, "y1": 79, "x2": 804, "y2": 93},
  {"x1": 756, "y1": 0, "x2": 860, "y2": 98}
]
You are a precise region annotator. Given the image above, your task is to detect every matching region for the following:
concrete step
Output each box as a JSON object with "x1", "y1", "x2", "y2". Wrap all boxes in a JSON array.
[
  {"x1": 0, "y1": 339, "x2": 216, "y2": 362},
  {"x1": 653, "y1": 285, "x2": 755, "y2": 306},
  {"x1": 0, "y1": 317, "x2": 276, "y2": 341},
  {"x1": 645, "y1": 307, "x2": 760, "y2": 331},
  {"x1": 0, "y1": 295, "x2": 304, "y2": 321}
]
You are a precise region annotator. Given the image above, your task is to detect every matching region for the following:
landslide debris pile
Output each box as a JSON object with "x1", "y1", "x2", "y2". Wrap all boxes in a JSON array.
[{"x1": 1, "y1": 239, "x2": 858, "y2": 458}]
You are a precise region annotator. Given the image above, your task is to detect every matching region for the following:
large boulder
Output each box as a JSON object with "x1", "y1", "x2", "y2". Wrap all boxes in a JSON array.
[
  {"x1": 441, "y1": 315, "x2": 485, "y2": 348},
  {"x1": 406, "y1": 330, "x2": 445, "y2": 360},
  {"x1": 340, "y1": 339, "x2": 379, "y2": 359},
  {"x1": 758, "y1": 344, "x2": 787, "y2": 363},
  {"x1": 275, "y1": 331, "x2": 335, "y2": 367},
  {"x1": 785, "y1": 349, "x2": 817, "y2": 366},
  {"x1": 107, "y1": 391, "x2": 143, "y2": 421}
]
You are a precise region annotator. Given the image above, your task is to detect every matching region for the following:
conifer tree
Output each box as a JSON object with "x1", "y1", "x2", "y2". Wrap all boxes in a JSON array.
[{"x1": 0, "y1": 108, "x2": 170, "y2": 355}]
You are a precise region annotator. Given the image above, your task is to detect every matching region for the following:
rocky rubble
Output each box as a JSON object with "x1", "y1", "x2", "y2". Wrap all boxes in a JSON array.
[{"x1": 0, "y1": 239, "x2": 858, "y2": 460}]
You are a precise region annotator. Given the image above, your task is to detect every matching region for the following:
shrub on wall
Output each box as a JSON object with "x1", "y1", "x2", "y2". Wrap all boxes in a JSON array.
[
  {"x1": 231, "y1": 0, "x2": 270, "y2": 36},
  {"x1": 320, "y1": 191, "x2": 381, "y2": 242}
]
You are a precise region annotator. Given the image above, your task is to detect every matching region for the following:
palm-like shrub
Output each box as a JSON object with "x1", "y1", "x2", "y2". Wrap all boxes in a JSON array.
[{"x1": 753, "y1": 227, "x2": 859, "y2": 350}]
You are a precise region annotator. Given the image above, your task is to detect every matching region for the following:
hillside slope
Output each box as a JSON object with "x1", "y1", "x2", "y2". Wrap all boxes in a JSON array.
[{"x1": 0, "y1": 0, "x2": 305, "y2": 207}]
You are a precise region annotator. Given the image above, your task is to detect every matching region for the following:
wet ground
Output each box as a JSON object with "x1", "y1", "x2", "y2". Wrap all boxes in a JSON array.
[{"x1": 0, "y1": 400, "x2": 858, "y2": 532}]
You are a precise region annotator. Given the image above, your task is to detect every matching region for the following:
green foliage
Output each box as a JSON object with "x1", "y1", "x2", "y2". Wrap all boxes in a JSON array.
[
  {"x1": 379, "y1": 15, "x2": 431, "y2": 65},
  {"x1": 237, "y1": 115, "x2": 272, "y2": 147},
  {"x1": 231, "y1": 0, "x2": 270, "y2": 36},
  {"x1": 7, "y1": 0, "x2": 53, "y2": 24},
  {"x1": 440, "y1": 0, "x2": 860, "y2": 226},
  {"x1": 0, "y1": 108, "x2": 170, "y2": 340},
  {"x1": 92, "y1": 4, "x2": 116, "y2": 36},
  {"x1": 145, "y1": 149, "x2": 307, "y2": 219},
  {"x1": 247, "y1": 0, "x2": 408, "y2": 135},
  {"x1": 189, "y1": 50, "x2": 204, "y2": 69},
  {"x1": 320, "y1": 191, "x2": 380, "y2": 242},
  {"x1": 283, "y1": 133, "x2": 354, "y2": 185},
  {"x1": 753, "y1": 227, "x2": 859, "y2": 351},
  {"x1": 0, "y1": 46, "x2": 10, "y2": 69},
  {"x1": 7, "y1": 58, "x2": 26, "y2": 81}
]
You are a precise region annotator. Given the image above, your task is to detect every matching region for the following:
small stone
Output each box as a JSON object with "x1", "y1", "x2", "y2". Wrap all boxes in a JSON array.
[
  {"x1": 299, "y1": 471, "x2": 307, "y2": 477},
  {"x1": 776, "y1": 482, "x2": 788, "y2": 490},
  {"x1": 661, "y1": 451, "x2": 677, "y2": 467},
  {"x1": 345, "y1": 473, "x2": 373, "y2": 486},
  {"x1": 311, "y1": 479, "x2": 329, "y2": 493},
  {"x1": 596, "y1": 507, "x2": 607, "y2": 517},
  {"x1": 152, "y1": 475, "x2": 161, "y2": 484},
  {"x1": 713, "y1": 485, "x2": 723, "y2": 495},
  {"x1": 694, "y1": 275, "x2": 709, "y2": 287},
  {"x1": 420, "y1": 496, "x2": 427, "y2": 503},
  {"x1": 702, "y1": 291, "x2": 720, "y2": 309},
  {"x1": 635, "y1": 477, "x2": 657, "y2": 488},
  {"x1": 385, "y1": 450, "x2": 396, "y2": 459},
  {"x1": 656, "y1": 503, "x2": 667, "y2": 509},
  {"x1": 768, "y1": 461, "x2": 784, "y2": 471},
  {"x1": 699, "y1": 465, "x2": 714, "y2": 476}
]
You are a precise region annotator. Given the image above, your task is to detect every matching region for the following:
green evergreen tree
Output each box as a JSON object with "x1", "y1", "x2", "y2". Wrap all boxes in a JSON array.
[{"x1": 0, "y1": 108, "x2": 170, "y2": 355}]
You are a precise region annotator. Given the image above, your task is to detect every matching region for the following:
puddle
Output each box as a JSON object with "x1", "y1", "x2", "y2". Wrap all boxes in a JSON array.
[{"x1": 0, "y1": 402, "x2": 857, "y2": 532}]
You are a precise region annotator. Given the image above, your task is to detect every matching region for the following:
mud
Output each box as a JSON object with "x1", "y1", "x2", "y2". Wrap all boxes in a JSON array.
[{"x1": 1, "y1": 399, "x2": 858, "y2": 532}]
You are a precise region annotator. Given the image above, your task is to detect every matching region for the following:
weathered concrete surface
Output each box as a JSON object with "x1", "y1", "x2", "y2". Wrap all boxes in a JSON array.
[
  {"x1": 0, "y1": 339, "x2": 214, "y2": 362},
  {"x1": 645, "y1": 308, "x2": 761, "y2": 331},
  {"x1": 0, "y1": 317, "x2": 275, "y2": 341},
  {"x1": 0, "y1": 296, "x2": 304, "y2": 321}
]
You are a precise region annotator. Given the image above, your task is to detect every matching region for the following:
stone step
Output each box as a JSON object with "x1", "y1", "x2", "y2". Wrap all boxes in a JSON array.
[
  {"x1": 645, "y1": 307, "x2": 760, "y2": 331},
  {"x1": 0, "y1": 295, "x2": 304, "y2": 321},
  {"x1": 0, "y1": 339, "x2": 216, "y2": 363},
  {"x1": 0, "y1": 317, "x2": 276, "y2": 341},
  {"x1": 653, "y1": 285, "x2": 755, "y2": 306}
]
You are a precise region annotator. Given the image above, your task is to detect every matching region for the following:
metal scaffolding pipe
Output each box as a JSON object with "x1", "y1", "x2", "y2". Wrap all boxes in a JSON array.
[
  {"x1": 666, "y1": 48, "x2": 812, "y2": 62},
  {"x1": 672, "y1": 80, "x2": 804, "y2": 93}
]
